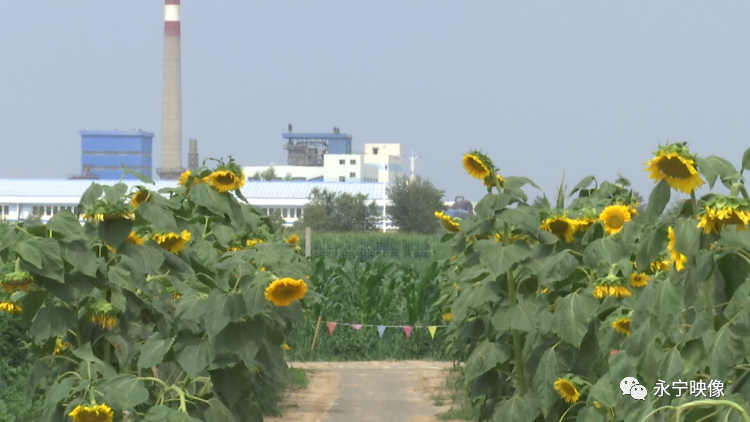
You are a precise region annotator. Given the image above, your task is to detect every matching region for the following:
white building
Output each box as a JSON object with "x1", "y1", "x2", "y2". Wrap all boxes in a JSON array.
[
  {"x1": 363, "y1": 143, "x2": 405, "y2": 183},
  {"x1": 322, "y1": 154, "x2": 378, "y2": 182},
  {"x1": 243, "y1": 165, "x2": 324, "y2": 181}
]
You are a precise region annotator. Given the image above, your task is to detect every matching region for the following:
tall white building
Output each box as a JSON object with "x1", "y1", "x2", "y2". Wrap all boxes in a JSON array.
[{"x1": 363, "y1": 143, "x2": 404, "y2": 183}]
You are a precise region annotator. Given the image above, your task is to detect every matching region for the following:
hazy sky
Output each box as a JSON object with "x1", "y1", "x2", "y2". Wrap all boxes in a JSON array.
[{"x1": 2, "y1": 2, "x2": 749, "y2": 204}]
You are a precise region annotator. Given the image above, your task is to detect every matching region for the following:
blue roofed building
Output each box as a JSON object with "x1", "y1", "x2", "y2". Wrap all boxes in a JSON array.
[{"x1": 80, "y1": 131, "x2": 153, "y2": 180}]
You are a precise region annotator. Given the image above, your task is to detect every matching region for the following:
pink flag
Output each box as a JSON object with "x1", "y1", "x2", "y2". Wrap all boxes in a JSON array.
[
  {"x1": 350, "y1": 324, "x2": 363, "y2": 330},
  {"x1": 327, "y1": 322, "x2": 337, "y2": 336},
  {"x1": 403, "y1": 326, "x2": 413, "y2": 338}
]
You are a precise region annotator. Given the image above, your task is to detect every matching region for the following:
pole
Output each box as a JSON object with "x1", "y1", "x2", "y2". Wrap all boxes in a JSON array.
[
  {"x1": 382, "y1": 165, "x2": 387, "y2": 233},
  {"x1": 310, "y1": 315, "x2": 323, "y2": 356},
  {"x1": 305, "y1": 227, "x2": 312, "y2": 257}
]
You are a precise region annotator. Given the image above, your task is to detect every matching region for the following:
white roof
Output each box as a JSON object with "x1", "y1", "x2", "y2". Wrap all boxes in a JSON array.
[{"x1": 0, "y1": 179, "x2": 387, "y2": 200}]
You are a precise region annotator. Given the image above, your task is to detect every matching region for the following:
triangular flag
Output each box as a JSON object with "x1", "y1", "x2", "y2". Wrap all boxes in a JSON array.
[
  {"x1": 377, "y1": 325, "x2": 386, "y2": 338},
  {"x1": 403, "y1": 326, "x2": 413, "y2": 338},
  {"x1": 427, "y1": 326, "x2": 438, "y2": 339},
  {"x1": 350, "y1": 324, "x2": 363, "y2": 330},
  {"x1": 327, "y1": 322, "x2": 337, "y2": 336}
]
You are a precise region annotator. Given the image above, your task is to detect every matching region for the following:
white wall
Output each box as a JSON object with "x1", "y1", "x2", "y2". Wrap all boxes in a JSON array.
[
  {"x1": 323, "y1": 154, "x2": 378, "y2": 182},
  {"x1": 243, "y1": 165, "x2": 324, "y2": 181}
]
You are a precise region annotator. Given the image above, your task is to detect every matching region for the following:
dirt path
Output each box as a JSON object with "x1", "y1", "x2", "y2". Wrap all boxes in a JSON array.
[{"x1": 266, "y1": 361, "x2": 460, "y2": 422}]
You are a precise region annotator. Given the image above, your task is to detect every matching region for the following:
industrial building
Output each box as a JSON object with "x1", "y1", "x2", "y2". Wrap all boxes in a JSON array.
[{"x1": 79, "y1": 131, "x2": 154, "y2": 180}]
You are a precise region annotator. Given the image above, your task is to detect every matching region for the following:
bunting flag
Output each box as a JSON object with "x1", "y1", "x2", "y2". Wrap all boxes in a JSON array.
[
  {"x1": 403, "y1": 326, "x2": 413, "y2": 338},
  {"x1": 350, "y1": 324, "x2": 363, "y2": 330},
  {"x1": 327, "y1": 322, "x2": 337, "y2": 336},
  {"x1": 427, "y1": 326, "x2": 438, "y2": 339},
  {"x1": 377, "y1": 325, "x2": 387, "y2": 338}
]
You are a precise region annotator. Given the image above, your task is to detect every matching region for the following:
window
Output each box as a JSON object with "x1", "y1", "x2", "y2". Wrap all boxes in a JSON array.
[
  {"x1": 339, "y1": 176, "x2": 345, "y2": 182},
  {"x1": 282, "y1": 208, "x2": 288, "y2": 218},
  {"x1": 262, "y1": 208, "x2": 267, "y2": 215},
  {"x1": 52, "y1": 206, "x2": 59, "y2": 215},
  {"x1": 46, "y1": 206, "x2": 52, "y2": 215},
  {"x1": 339, "y1": 159, "x2": 345, "y2": 165},
  {"x1": 296, "y1": 208, "x2": 302, "y2": 218},
  {"x1": 350, "y1": 159, "x2": 356, "y2": 164},
  {"x1": 1, "y1": 205, "x2": 8, "y2": 216},
  {"x1": 350, "y1": 172, "x2": 356, "y2": 178},
  {"x1": 384, "y1": 165, "x2": 388, "y2": 170},
  {"x1": 268, "y1": 208, "x2": 274, "y2": 215},
  {"x1": 372, "y1": 147, "x2": 379, "y2": 155}
]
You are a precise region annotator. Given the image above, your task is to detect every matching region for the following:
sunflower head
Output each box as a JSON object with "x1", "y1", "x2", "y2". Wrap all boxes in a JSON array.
[
  {"x1": 599, "y1": 205, "x2": 632, "y2": 235},
  {"x1": 483, "y1": 174, "x2": 506, "y2": 189},
  {"x1": 247, "y1": 238, "x2": 265, "y2": 248},
  {"x1": 462, "y1": 151, "x2": 494, "y2": 180},
  {"x1": 650, "y1": 259, "x2": 671, "y2": 273},
  {"x1": 553, "y1": 378, "x2": 580, "y2": 403},
  {"x1": 540, "y1": 214, "x2": 578, "y2": 243},
  {"x1": 435, "y1": 211, "x2": 461, "y2": 232},
  {"x1": 68, "y1": 403, "x2": 114, "y2": 422},
  {"x1": 286, "y1": 234, "x2": 300, "y2": 246},
  {"x1": 1, "y1": 271, "x2": 34, "y2": 293},
  {"x1": 667, "y1": 227, "x2": 687, "y2": 271},
  {"x1": 130, "y1": 188, "x2": 152, "y2": 209},
  {"x1": 152, "y1": 230, "x2": 192, "y2": 254},
  {"x1": 629, "y1": 272, "x2": 649, "y2": 288},
  {"x1": 697, "y1": 196, "x2": 750, "y2": 234},
  {"x1": 612, "y1": 316, "x2": 632, "y2": 336},
  {"x1": 207, "y1": 157, "x2": 246, "y2": 193},
  {"x1": 644, "y1": 143, "x2": 705, "y2": 194},
  {"x1": 0, "y1": 301, "x2": 22, "y2": 314},
  {"x1": 282, "y1": 343, "x2": 291, "y2": 351},
  {"x1": 264, "y1": 278, "x2": 308, "y2": 307},
  {"x1": 442, "y1": 312, "x2": 453, "y2": 322}
]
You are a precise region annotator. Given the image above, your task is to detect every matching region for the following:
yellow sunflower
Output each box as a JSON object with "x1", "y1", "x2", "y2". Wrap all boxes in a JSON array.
[
  {"x1": 592, "y1": 285, "x2": 632, "y2": 299},
  {"x1": 630, "y1": 272, "x2": 649, "y2": 288},
  {"x1": 599, "y1": 205, "x2": 632, "y2": 235},
  {"x1": 130, "y1": 190, "x2": 151, "y2": 209},
  {"x1": 286, "y1": 234, "x2": 300, "y2": 246},
  {"x1": 1, "y1": 271, "x2": 33, "y2": 293},
  {"x1": 645, "y1": 150, "x2": 705, "y2": 194},
  {"x1": 105, "y1": 231, "x2": 145, "y2": 253},
  {"x1": 53, "y1": 338, "x2": 72, "y2": 355},
  {"x1": 667, "y1": 227, "x2": 687, "y2": 271},
  {"x1": 553, "y1": 378, "x2": 580, "y2": 403},
  {"x1": 462, "y1": 153, "x2": 491, "y2": 180},
  {"x1": 435, "y1": 211, "x2": 460, "y2": 232},
  {"x1": 442, "y1": 312, "x2": 453, "y2": 322},
  {"x1": 178, "y1": 170, "x2": 192, "y2": 187},
  {"x1": 282, "y1": 343, "x2": 291, "y2": 351},
  {"x1": 208, "y1": 170, "x2": 245, "y2": 193},
  {"x1": 650, "y1": 259, "x2": 671, "y2": 272},
  {"x1": 574, "y1": 217, "x2": 599, "y2": 231},
  {"x1": 247, "y1": 238, "x2": 265, "y2": 248},
  {"x1": 264, "y1": 278, "x2": 308, "y2": 307},
  {"x1": 540, "y1": 215, "x2": 578, "y2": 243},
  {"x1": 697, "y1": 205, "x2": 750, "y2": 234},
  {"x1": 0, "y1": 301, "x2": 22, "y2": 314},
  {"x1": 88, "y1": 312, "x2": 117, "y2": 330},
  {"x1": 484, "y1": 174, "x2": 506, "y2": 189},
  {"x1": 612, "y1": 317, "x2": 632, "y2": 336},
  {"x1": 82, "y1": 212, "x2": 135, "y2": 222},
  {"x1": 153, "y1": 230, "x2": 192, "y2": 254},
  {"x1": 68, "y1": 403, "x2": 114, "y2": 422}
]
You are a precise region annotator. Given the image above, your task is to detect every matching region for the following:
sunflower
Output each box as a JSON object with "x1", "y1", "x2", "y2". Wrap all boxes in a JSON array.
[
  {"x1": 540, "y1": 215, "x2": 578, "y2": 243},
  {"x1": 68, "y1": 403, "x2": 114, "y2": 422},
  {"x1": 247, "y1": 239, "x2": 265, "y2": 248},
  {"x1": 630, "y1": 272, "x2": 649, "y2": 288},
  {"x1": 592, "y1": 285, "x2": 632, "y2": 299},
  {"x1": 599, "y1": 205, "x2": 632, "y2": 235},
  {"x1": 553, "y1": 378, "x2": 580, "y2": 403},
  {"x1": 697, "y1": 204, "x2": 750, "y2": 234},
  {"x1": 282, "y1": 343, "x2": 291, "y2": 351},
  {"x1": 264, "y1": 278, "x2": 308, "y2": 307},
  {"x1": 130, "y1": 190, "x2": 151, "y2": 209},
  {"x1": 494, "y1": 233, "x2": 529, "y2": 243},
  {"x1": 88, "y1": 312, "x2": 118, "y2": 330},
  {"x1": 667, "y1": 227, "x2": 687, "y2": 271},
  {"x1": 1, "y1": 271, "x2": 33, "y2": 293},
  {"x1": 612, "y1": 317, "x2": 632, "y2": 336},
  {"x1": 53, "y1": 338, "x2": 72, "y2": 355},
  {"x1": 650, "y1": 259, "x2": 671, "y2": 272},
  {"x1": 153, "y1": 230, "x2": 192, "y2": 254},
  {"x1": 0, "y1": 301, "x2": 22, "y2": 314},
  {"x1": 286, "y1": 234, "x2": 300, "y2": 246},
  {"x1": 644, "y1": 145, "x2": 705, "y2": 194},
  {"x1": 574, "y1": 217, "x2": 599, "y2": 231},
  {"x1": 435, "y1": 211, "x2": 460, "y2": 232},
  {"x1": 105, "y1": 231, "x2": 145, "y2": 253},
  {"x1": 462, "y1": 153, "x2": 491, "y2": 180},
  {"x1": 453, "y1": 282, "x2": 459, "y2": 290},
  {"x1": 177, "y1": 170, "x2": 192, "y2": 187},
  {"x1": 82, "y1": 211, "x2": 135, "y2": 222},
  {"x1": 484, "y1": 174, "x2": 506, "y2": 189},
  {"x1": 173, "y1": 293, "x2": 182, "y2": 301},
  {"x1": 442, "y1": 312, "x2": 453, "y2": 322},
  {"x1": 208, "y1": 170, "x2": 245, "y2": 193}
]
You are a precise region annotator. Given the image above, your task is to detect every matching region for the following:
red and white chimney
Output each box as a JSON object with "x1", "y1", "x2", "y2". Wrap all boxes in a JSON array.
[{"x1": 158, "y1": 0, "x2": 184, "y2": 179}]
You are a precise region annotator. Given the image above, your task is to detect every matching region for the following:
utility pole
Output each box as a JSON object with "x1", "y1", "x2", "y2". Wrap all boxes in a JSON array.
[{"x1": 407, "y1": 149, "x2": 420, "y2": 182}]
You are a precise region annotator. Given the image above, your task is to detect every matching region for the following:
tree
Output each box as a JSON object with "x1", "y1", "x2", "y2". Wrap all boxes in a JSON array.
[
  {"x1": 251, "y1": 166, "x2": 278, "y2": 181},
  {"x1": 386, "y1": 175, "x2": 445, "y2": 234},
  {"x1": 295, "y1": 188, "x2": 379, "y2": 232},
  {"x1": 283, "y1": 172, "x2": 293, "y2": 181}
]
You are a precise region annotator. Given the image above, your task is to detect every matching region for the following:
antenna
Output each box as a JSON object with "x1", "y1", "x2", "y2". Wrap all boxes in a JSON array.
[{"x1": 407, "y1": 148, "x2": 420, "y2": 182}]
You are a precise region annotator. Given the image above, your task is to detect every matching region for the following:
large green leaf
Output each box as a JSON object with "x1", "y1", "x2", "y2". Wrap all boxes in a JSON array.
[
  {"x1": 47, "y1": 210, "x2": 87, "y2": 241},
  {"x1": 43, "y1": 376, "x2": 77, "y2": 409},
  {"x1": 189, "y1": 183, "x2": 231, "y2": 217},
  {"x1": 479, "y1": 242, "x2": 531, "y2": 277},
  {"x1": 674, "y1": 218, "x2": 701, "y2": 260},
  {"x1": 552, "y1": 291, "x2": 599, "y2": 348},
  {"x1": 212, "y1": 319, "x2": 266, "y2": 370},
  {"x1": 204, "y1": 397, "x2": 239, "y2": 422},
  {"x1": 583, "y1": 238, "x2": 624, "y2": 268},
  {"x1": 508, "y1": 298, "x2": 544, "y2": 332},
  {"x1": 29, "y1": 306, "x2": 76, "y2": 344},
  {"x1": 137, "y1": 333, "x2": 176, "y2": 370},
  {"x1": 644, "y1": 180, "x2": 671, "y2": 223},
  {"x1": 175, "y1": 333, "x2": 211, "y2": 378},
  {"x1": 204, "y1": 291, "x2": 247, "y2": 337},
  {"x1": 569, "y1": 175, "x2": 596, "y2": 197},
  {"x1": 452, "y1": 281, "x2": 499, "y2": 322},
  {"x1": 492, "y1": 394, "x2": 540, "y2": 422},
  {"x1": 696, "y1": 155, "x2": 737, "y2": 189},
  {"x1": 464, "y1": 341, "x2": 512, "y2": 383},
  {"x1": 97, "y1": 219, "x2": 133, "y2": 249},
  {"x1": 144, "y1": 406, "x2": 203, "y2": 422},
  {"x1": 536, "y1": 250, "x2": 579, "y2": 285},
  {"x1": 652, "y1": 279, "x2": 684, "y2": 332},
  {"x1": 176, "y1": 293, "x2": 208, "y2": 321},
  {"x1": 61, "y1": 240, "x2": 99, "y2": 278},
  {"x1": 97, "y1": 374, "x2": 150, "y2": 409},
  {"x1": 496, "y1": 206, "x2": 540, "y2": 233},
  {"x1": 137, "y1": 201, "x2": 178, "y2": 232},
  {"x1": 532, "y1": 347, "x2": 561, "y2": 417},
  {"x1": 210, "y1": 366, "x2": 255, "y2": 410},
  {"x1": 589, "y1": 374, "x2": 616, "y2": 408},
  {"x1": 16, "y1": 238, "x2": 43, "y2": 269},
  {"x1": 710, "y1": 323, "x2": 746, "y2": 380},
  {"x1": 661, "y1": 347, "x2": 685, "y2": 382},
  {"x1": 635, "y1": 225, "x2": 668, "y2": 272}
]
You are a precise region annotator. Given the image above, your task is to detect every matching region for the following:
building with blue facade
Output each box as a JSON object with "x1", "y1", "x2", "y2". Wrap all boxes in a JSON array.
[{"x1": 80, "y1": 131, "x2": 153, "y2": 180}]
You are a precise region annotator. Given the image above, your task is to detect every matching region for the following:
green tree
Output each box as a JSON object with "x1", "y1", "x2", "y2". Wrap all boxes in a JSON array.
[
  {"x1": 295, "y1": 188, "x2": 379, "y2": 232},
  {"x1": 386, "y1": 175, "x2": 445, "y2": 234},
  {"x1": 251, "y1": 166, "x2": 279, "y2": 181}
]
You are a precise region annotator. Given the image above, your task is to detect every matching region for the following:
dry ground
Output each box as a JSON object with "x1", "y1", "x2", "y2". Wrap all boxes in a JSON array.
[{"x1": 266, "y1": 361, "x2": 468, "y2": 422}]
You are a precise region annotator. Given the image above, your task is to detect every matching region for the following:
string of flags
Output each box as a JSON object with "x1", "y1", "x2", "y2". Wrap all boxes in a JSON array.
[{"x1": 325, "y1": 322, "x2": 449, "y2": 339}]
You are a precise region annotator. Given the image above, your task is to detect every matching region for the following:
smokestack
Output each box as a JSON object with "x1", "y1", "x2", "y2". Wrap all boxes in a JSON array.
[
  {"x1": 157, "y1": 0, "x2": 184, "y2": 180},
  {"x1": 188, "y1": 139, "x2": 199, "y2": 171}
]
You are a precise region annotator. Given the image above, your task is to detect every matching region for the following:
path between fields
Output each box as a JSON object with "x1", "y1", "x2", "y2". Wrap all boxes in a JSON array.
[{"x1": 266, "y1": 361, "x2": 464, "y2": 422}]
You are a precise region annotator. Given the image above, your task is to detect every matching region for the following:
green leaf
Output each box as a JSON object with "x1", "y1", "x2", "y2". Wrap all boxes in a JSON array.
[
  {"x1": 552, "y1": 291, "x2": 599, "y2": 348},
  {"x1": 479, "y1": 242, "x2": 532, "y2": 277},
  {"x1": 144, "y1": 406, "x2": 203, "y2": 422},
  {"x1": 635, "y1": 225, "x2": 668, "y2": 272},
  {"x1": 43, "y1": 376, "x2": 78, "y2": 409},
  {"x1": 204, "y1": 398, "x2": 238, "y2": 422},
  {"x1": 176, "y1": 293, "x2": 208, "y2": 321},
  {"x1": 61, "y1": 241, "x2": 99, "y2": 278},
  {"x1": 583, "y1": 238, "x2": 624, "y2": 268},
  {"x1": 492, "y1": 394, "x2": 540, "y2": 422},
  {"x1": 47, "y1": 210, "x2": 87, "y2": 241},
  {"x1": 464, "y1": 341, "x2": 512, "y2": 383},
  {"x1": 661, "y1": 347, "x2": 685, "y2": 382},
  {"x1": 204, "y1": 291, "x2": 247, "y2": 337},
  {"x1": 508, "y1": 299, "x2": 543, "y2": 332},
  {"x1": 536, "y1": 250, "x2": 579, "y2": 285},
  {"x1": 674, "y1": 218, "x2": 701, "y2": 260},
  {"x1": 105, "y1": 333, "x2": 133, "y2": 369},
  {"x1": 98, "y1": 374, "x2": 149, "y2": 409},
  {"x1": 29, "y1": 306, "x2": 76, "y2": 344},
  {"x1": 452, "y1": 281, "x2": 499, "y2": 322},
  {"x1": 189, "y1": 183, "x2": 231, "y2": 217},
  {"x1": 590, "y1": 374, "x2": 616, "y2": 408},
  {"x1": 108, "y1": 266, "x2": 133, "y2": 289},
  {"x1": 533, "y1": 347, "x2": 561, "y2": 417},
  {"x1": 645, "y1": 180, "x2": 670, "y2": 222},
  {"x1": 577, "y1": 407, "x2": 607, "y2": 422},
  {"x1": 137, "y1": 201, "x2": 178, "y2": 232},
  {"x1": 176, "y1": 333, "x2": 211, "y2": 378},
  {"x1": 137, "y1": 333, "x2": 176, "y2": 370},
  {"x1": 496, "y1": 206, "x2": 540, "y2": 233},
  {"x1": 210, "y1": 223, "x2": 235, "y2": 247},
  {"x1": 16, "y1": 239, "x2": 43, "y2": 269},
  {"x1": 569, "y1": 175, "x2": 596, "y2": 197},
  {"x1": 696, "y1": 155, "x2": 737, "y2": 189},
  {"x1": 122, "y1": 165, "x2": 155, "y2": 185},
  {"x1": 710, "y1": 323, "x2": 745, "y2": 380},
  {"x1": 743, "y1": 147, "x2": 750, "y2": 172},
  {"x1": 212, "y1": 319, "x2": 266, "y2": 370},
  {"x1": 653, "y1": 279, "x2": 684, "y2": 332},
  {"x1": 97, "y1": 218, "x2": 133, "y2": 249}
]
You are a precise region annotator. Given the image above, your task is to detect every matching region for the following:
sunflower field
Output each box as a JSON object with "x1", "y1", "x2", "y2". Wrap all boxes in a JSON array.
[
  {"x1": 0, "y1": 158, "x2": 311, "y2": 422},
  {"x1": 437, "y1": 143, "x2": 750, "y2": 421}
]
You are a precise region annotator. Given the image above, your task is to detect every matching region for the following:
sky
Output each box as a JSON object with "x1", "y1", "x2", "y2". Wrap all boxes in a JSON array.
[{"x1": 1, "y1": 2, "x2": 749, "y2": 204}]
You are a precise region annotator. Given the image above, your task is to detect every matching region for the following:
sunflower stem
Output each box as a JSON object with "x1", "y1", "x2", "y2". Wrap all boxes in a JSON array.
[
  {"x1": 689, "y1": 191, "x2": 698, "y2": 217},
  {"x1": 730, "y1": 183, "x2": 741, "y2": 198},
  {"x1": 14, "y1": 258, "x2": 20, "y2": 273},
  {"x1": 503, "y1": 222, "x2": 527, "y2": 395}
]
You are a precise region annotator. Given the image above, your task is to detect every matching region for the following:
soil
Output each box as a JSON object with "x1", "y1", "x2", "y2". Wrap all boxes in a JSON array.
[{"x1": 266, "y1": 361, "x2": 467, "y2": 422}]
